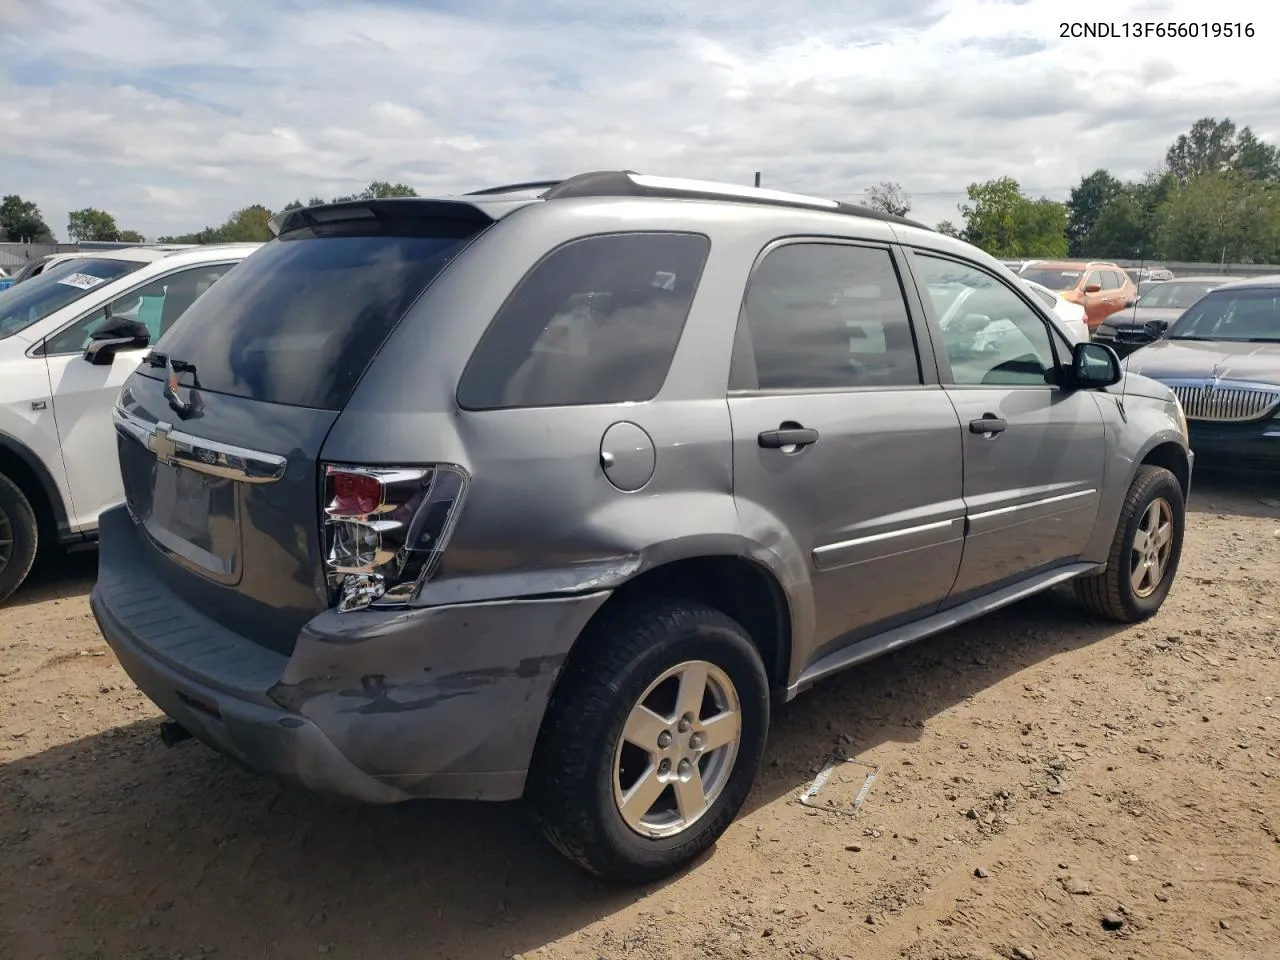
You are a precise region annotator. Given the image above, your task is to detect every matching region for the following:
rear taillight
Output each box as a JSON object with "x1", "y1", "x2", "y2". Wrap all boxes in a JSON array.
[{"x1": 321, "y1": 463, "x2": 469, "y2": 612}]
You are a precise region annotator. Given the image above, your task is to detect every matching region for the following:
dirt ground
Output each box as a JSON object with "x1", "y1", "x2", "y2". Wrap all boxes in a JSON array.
[{"x1": 1, "y1": 472, "x2": 1278, "y2": 960}]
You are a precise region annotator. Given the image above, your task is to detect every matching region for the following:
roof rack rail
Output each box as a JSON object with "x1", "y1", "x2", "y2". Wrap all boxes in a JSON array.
[
  {"x1": 537, "y1": 171, "x2": 933, "y2": 231},
  {"x1": 464, "y1": 180, "x2": 564, "y2": 196}
]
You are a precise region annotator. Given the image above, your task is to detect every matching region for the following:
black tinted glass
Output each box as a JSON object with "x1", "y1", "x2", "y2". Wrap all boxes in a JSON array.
[
  {"x1": 137, "y1": 229, "x2": 479, "y2": 409},
  {"x1": 457, "y1": 232, "x2": 710, "y2": 410},
  {"x1": 730, "y1": 243, "x2": 920, "y2": 391},
  {"x1": 1168, "y1": 289, "x2": 1280, "y2": 341}
]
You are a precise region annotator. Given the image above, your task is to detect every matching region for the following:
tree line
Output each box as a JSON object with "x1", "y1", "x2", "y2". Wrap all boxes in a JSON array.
[
  {"x1": 7, "y1": 119, "x2": 1277, "y2": 262},
  {"x1": 863, "y1": 117, "x2": 1280, "y2": 264},
  {"x1": 0, "y1": 181, "x2": 419, "y2": 247}
]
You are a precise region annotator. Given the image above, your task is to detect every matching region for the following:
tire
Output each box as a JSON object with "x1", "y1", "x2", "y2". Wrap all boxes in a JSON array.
[
  {"x1": 0, "y1": 473, "x2": 39, "y2": 606},
  {"x1": 528, "y1": 598, "x2": 770, "y2": 885},
  {"x1": 1073, "y1": 465, "x2": 1185, "y2": 622}
]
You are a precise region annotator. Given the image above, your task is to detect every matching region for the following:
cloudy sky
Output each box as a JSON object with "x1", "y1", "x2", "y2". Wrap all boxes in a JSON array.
[{"x1": 1, "y1": 0, "x2": 1276, "y2": 241}]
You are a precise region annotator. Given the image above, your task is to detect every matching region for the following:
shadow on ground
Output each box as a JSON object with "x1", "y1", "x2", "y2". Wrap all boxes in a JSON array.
[
  {"x1": 3, "y1": 548, "x2": 96, "y2": 610},
  {"x1": 1186, "y1": 467, "x2": 1280, "y2": 519},
  {"x1": 1, "y1": 590, "x2": 1125, "y2": 960}
]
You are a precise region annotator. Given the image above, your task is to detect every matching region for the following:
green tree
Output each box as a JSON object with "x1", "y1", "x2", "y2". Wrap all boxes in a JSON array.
[
  {"x1": 1232, "y1": 127, "x2": 1280, "y2": 181},
  {"x1": 119, "y1": 229, "x2": 145, "y2": 243},
  {"x1": 67, "y1": 207, "x2": 121, "y2": 242},
  {"x1": 1086, "y1": 191, "x2": 1147, "y2": 259},
  {"x1": 219, "y1": 205, "x2": 274, "y2": 242},
  {"x1": 863, "y1": 181, "x2": 911, "y2": 217},
  {"x1": 935, "y1": 219, "x2": 960, "y2": 238},
  {"x1": 958, "y1": 177, "x2": 1068, "y2": 258},
  {"x1": 332, "y1": 180, "x2": 419, "y2": 203},
  {"x1": 158, "y1": 204, "x2": 274, "y2": 244},
  {"x1": 1066, "y1": 169, "x2": 1122, "y2": 256},
  {"x1": 1165, "y1": 117, "x2": 1239, "y2": 184},
  {"x1": 0, "y1": 195, "x2": 54, "y2": 242},
  {"x1": 1155, "y1": 173, "x2": 1280, "y2": 263}
]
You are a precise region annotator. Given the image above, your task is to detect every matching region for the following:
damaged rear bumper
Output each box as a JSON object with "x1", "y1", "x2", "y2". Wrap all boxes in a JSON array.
[{"x1": 90, "y1": 506, "x2": 610, "y2": 803}]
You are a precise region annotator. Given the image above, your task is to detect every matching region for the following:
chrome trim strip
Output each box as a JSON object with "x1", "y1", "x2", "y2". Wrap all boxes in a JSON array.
[
  {"x1": 813, "y1": 517, "x2": 961, "y2": 558},
  {"x1": 112, "y1": 404, "x2": 287, "y2": 484},
  {"x1": 968, "y1": 488, "x2": 1096, "y2": 523}
]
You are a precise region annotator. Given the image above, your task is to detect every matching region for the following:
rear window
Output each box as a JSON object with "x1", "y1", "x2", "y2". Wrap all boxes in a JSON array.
[
  {"x1": 457, "y1": 232, "x2": 710, "y2": 410},
  {"x1": 139, "y1": 226, "x2": 480, "y2": 409},
  {"x1": 0, "y1": 258, "x2": 144, "y2": 340}
]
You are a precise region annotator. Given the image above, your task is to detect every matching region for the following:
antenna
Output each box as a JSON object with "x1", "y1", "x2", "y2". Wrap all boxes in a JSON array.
[{"x1": 1117, "y1": 249, "x2": 1145, "y2": 420}]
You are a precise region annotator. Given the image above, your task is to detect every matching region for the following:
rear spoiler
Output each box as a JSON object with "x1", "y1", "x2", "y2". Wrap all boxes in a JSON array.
[{"x1": 268, "y1": 198, "x2": 515, "y2": 238}]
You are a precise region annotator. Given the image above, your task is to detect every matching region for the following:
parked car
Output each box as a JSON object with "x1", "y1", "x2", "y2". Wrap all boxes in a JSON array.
[
  {"x1": 0, "y1": 243, "x2": 259, "y2": 602},
  {"x1": 89, "y1": 172, "x2": 1191, "y2": 885},
  {"x1": 1125, "y1": 275, "x2": 1280, "y2": 469},
  {"x1": 1125, "y1": 266, "x2": 1175, "y2": 285},
  {"x1": 1020, "y1": 277, "x2": 1090, "y2": 342},
  {"x1": 0, "y1": 268, "x2": 11, "y2": 292},
  {"x1": 1018, "y1": 260, "x2": 1138, "y2": 330},
  {"x1": 1094, "y1": 276, "x2": 1233, "y2": 357}
]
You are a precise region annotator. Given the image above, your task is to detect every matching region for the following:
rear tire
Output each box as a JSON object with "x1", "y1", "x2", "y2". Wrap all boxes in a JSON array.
[
  {"x1": 0, "y1": 473, "x2": 38, "y2": 606},
  {"x1": 1074, "y1": 465, "x2": 1184, "y2": 622},
  {"x1": 528, "y1": 598, "x2": 770, "y2": 885}
]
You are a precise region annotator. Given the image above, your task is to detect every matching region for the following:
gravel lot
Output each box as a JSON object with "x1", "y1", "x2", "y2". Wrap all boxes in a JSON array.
[{"x1": 1, "y1": 471, "x2": 1277, "y2": 960}]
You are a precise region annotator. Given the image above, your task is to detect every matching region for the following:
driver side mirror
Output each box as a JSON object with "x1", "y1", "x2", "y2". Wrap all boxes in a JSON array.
[
  {"x1": 1064, "y1": 341, "x2": 1122, "y2": 388},
  {"x1": 1083, "y1": 282, "x2": 1102, "y2": 294},
  {"x1": 82, "y1": 317, "x2": 150, "y2": 366}
]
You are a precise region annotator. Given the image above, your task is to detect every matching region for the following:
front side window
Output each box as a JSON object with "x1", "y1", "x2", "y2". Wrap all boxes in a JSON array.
[
  {"x1": 1167, "y1": 289, "x2": 1280, "y2": 342},
  {"x1": 44, "y1": 264, "x2": 235, "y2": 356},
  {"x1": 457, "y1": 232, "x2": 710, "y2": 409},
  {"x1": 0, "y1": 257, "x2": 144, "y2": 340},
  {"x1": 913, "y1": 253, "x2": 1058, "y2": 387},
  {"x1": 1084, "y1": 270, "x2": 1102, "y2": 291},
  {"x1": 729, "y1": 242, "x2": 921, "y2": 391}
]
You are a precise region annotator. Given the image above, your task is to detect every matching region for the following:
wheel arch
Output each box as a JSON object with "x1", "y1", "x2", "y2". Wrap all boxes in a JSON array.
[{"x1": 0, "y1": 431, "x2": 68, "y2": 543}]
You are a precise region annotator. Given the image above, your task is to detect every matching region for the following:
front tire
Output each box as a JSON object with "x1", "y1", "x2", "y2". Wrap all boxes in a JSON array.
[
  {"x1": 1074, "y1": 465, "x2": 1185, "y2": 622},
  {"x1": 528, "y1": 598, "x2": 770, "y2": 885},
  {"x1": 0, "y1": 473, "x2": 38, "y2": 606}
]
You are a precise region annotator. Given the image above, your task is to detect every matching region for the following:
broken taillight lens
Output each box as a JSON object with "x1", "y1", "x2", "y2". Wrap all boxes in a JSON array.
[{"x1": 321, "y1": 463, "x2": 469, "y2": 612}]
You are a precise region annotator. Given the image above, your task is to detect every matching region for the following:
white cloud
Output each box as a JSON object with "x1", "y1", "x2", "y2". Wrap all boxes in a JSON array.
[{"x1": 1, "y1": 0, "x2": 1277, "y2": 239}]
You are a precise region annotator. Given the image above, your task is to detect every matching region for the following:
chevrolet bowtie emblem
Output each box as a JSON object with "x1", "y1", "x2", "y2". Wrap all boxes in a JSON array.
[{"x1": 149, "y1": 421, "x2": 177, "y2": 464}]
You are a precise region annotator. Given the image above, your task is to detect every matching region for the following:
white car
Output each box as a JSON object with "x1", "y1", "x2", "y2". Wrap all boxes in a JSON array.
[
  {"x1": 0, "y1": 243, "x2": 259, "y2": 602},
  {"x1": 931, "y1": 276, "x2": 1089, "y2": 347},
  {"x1": 1020, "y1": 277, "x2": 1089, "y2": 343}
]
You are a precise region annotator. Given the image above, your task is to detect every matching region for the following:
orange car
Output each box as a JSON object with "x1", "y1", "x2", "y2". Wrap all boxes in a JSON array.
[{"x1": 1018, "y1": 260, "x2": 1138, "y2": 330}]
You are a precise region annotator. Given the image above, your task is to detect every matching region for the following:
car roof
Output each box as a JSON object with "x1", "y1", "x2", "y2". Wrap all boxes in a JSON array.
[
  {"x1": 1157, "y1": 275, "x2": 1232, "y2": 283},
  {"x1": 1026, "y1": 260, "x2": 1119, "y2": 270},
  {"x1": 1215, "y1": 274, "x2": 1280, "y2": 290},
  {"x1": 269, "y1": 170, "x2": 934, "y2": 238},
  {"x1": 57, "y1": 243, "x2": 261, "y2": 265}
]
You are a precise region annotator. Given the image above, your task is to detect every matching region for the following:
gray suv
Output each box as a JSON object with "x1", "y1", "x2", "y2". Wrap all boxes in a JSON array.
[{"x1": 91, "y1": 172, "x2": 1193, "y2": 884}]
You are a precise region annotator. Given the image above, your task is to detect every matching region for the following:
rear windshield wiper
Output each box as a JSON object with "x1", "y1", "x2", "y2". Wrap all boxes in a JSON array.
[{"x1": 144, "y1": 350, "x2": 197, "y2": 373}]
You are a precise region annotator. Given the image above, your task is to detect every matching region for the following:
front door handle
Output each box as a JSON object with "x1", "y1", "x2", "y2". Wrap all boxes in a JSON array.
[
  {"x1": 968, "y1": 415, "x2": 1007, "y2": 435},
  {"x1": 758, "y1": 427, "x2": 820, "y2": 449}
]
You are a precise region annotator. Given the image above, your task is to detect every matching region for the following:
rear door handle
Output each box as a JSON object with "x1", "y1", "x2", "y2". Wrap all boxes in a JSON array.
[
  {"x1": 758, "y1": 427, "x2": 820, "y2": 449},
  {"x1": 968, "y1": 416, "x2": 1007, "y2": 435}
]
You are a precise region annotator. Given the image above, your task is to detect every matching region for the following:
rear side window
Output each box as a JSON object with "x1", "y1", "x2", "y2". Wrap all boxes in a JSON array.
[
  {"x1": 729, "y1": 243, "x2": 921, "y2": 391},
  {"x1": 457, "y1": 232, "x2": 710, "y2": 410},
  {"x1": 140, "y1": 226, "x2": 481, "y2": 410}
]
